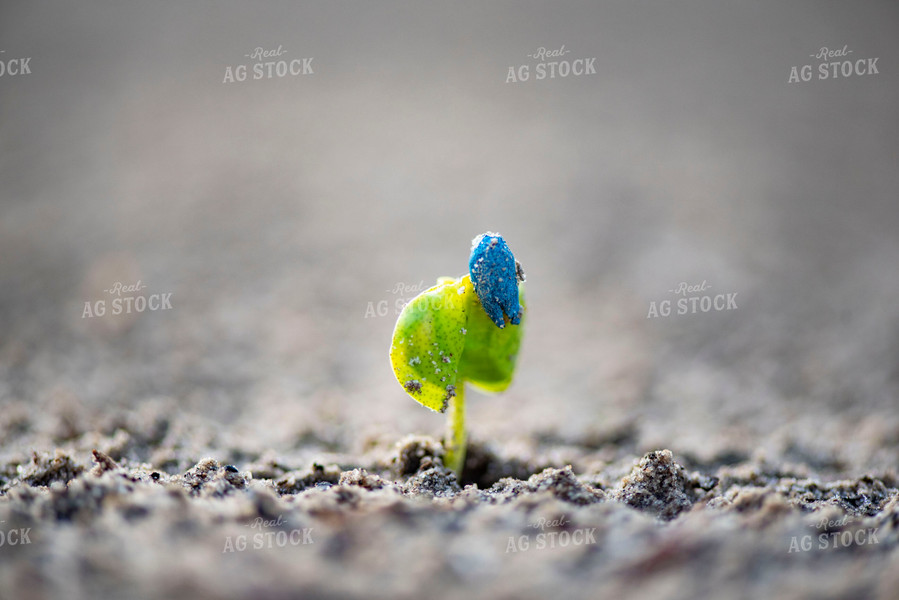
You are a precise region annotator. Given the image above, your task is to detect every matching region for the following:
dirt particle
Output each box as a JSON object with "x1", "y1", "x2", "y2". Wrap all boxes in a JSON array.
[
  {"x1": 339, "y1": 468, "x2": 390, "y2": 491},
  {"x1": 614, "y1": 450, "x2": 696, "y2": 520},
  {"x1": 19, "y1": 450, "x2": 85, "y2": 487},
  {"x1": 524, "y1": 466, "x2": 604, "y2": 506},
  {"x1": 392, "y1": 435, "x2": 445, "y2": 476},
  {"x1": 90, "y1": 449, "x2": 120, "y2": 476},
  {"x1": 403, "y1": 465, "x2": 460, "y2": 498},
  {"x1": 275, "y1": 463, "x2": 341, "y2": 495},
  {"x1": 179, "y1": 458, "x2": 248, "y2": 496}
]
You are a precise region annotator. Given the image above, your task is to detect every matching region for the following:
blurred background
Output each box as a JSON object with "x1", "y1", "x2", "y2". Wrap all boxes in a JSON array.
[{"x1": 1, "y1": 0, "x2": 898, "y2": 476}]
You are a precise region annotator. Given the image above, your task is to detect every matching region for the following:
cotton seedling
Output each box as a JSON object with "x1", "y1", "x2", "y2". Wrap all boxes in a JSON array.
[{"x1": 389, "y1": 232, "x2": 526, "y2": 477}]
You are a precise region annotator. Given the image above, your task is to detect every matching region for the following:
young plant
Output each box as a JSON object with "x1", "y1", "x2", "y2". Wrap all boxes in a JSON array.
[{"x1": 389, "y1": 232, "x2": 526, "y2": 478}]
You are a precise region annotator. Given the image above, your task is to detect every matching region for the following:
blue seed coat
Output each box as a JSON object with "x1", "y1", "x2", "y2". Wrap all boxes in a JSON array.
[{"x1": 468, "y1": 232, "x2": 523, "y2": 329}]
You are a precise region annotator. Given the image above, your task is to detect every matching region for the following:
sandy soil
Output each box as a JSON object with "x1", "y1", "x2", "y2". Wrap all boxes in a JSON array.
[{"x1": 1, "y1": 399, "x2": 898, "y2": 600}]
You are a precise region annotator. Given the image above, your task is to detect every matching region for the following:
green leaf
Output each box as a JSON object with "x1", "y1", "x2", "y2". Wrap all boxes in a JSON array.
[
  {"x1": 390, "y1": 274, "x2": 525, "y2": 409},
  {"x1": 389, "y1": 276, "x2": 471, "y2": 412},
  {"x1": 458, "y1": 278, "x2": 525, "y2": 392}
]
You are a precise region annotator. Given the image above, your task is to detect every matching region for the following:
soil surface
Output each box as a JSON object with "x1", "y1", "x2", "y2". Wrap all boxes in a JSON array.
[{"x1": 1, "y1": 405, "x2": 898, "y2": 600}]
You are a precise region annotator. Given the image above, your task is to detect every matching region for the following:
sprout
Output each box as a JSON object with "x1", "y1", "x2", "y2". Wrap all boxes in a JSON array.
[{"x1": 389, "y1": 232, "x2": 526, "y2": 478}]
